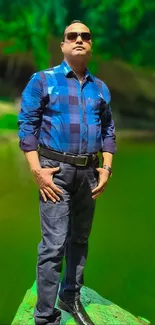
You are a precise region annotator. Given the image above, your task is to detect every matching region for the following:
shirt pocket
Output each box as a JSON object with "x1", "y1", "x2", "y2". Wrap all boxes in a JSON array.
[{"x1": 48, "y1": 87, "x2": 60, "y2": 113}]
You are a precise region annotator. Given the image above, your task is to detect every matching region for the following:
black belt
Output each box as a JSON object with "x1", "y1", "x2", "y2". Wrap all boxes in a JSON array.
[{"x1": 39, "y1": 146, "x2": 97, "y2": 167}]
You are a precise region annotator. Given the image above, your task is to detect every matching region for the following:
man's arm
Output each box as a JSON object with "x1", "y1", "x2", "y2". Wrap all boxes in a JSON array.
[
  {"x1": 100, "y1": 82, "x2": 116, "y2": 158},
  {"x1": 24, "y1": 151, "x2": 41, "y2": 174},
  {"x1": 18, "y1": 74, "x2": 63, "y2": 202},
  {"x1": 92, "y1": 83, "x2": 116, "y2": 199},
  {"x1": 18, "y1": 73, "x2": 43, "y2": 153},
  {"x1": 102, "y1": 152, "x2": 113, "y2": 169},
  {"x1": 18, "y1": 73, "x2": 44, "y2": 174}
]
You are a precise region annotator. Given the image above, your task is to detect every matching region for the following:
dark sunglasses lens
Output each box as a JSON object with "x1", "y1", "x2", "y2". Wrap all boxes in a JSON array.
[
  {"x1": 67, "y1": 32, "x2": 78, "y2": 41},
  {"x1": 66, "y1": 32, "x2": 91, "y2": 41},
  {"x1": 81, "y1": 33, "x2": 91, "y2": 41}
]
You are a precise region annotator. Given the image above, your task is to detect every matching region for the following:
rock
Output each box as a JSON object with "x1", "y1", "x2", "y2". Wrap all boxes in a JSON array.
[{"x1": 11, "y1": 282, "x2": 151, "y2": 325}]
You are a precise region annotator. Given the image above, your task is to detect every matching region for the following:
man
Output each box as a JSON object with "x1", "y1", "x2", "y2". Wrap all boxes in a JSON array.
[{"x1": 18, "y1": 20, "x2": 116, "y2": 325}]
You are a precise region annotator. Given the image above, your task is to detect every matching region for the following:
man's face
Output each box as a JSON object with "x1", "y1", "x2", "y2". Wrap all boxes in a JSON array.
[{"x1": 61, "y1": 23, "x2": 92, "y2": 61}]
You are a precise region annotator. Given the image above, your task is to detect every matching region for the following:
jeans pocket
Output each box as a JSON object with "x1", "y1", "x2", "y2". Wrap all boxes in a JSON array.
[
  {"x1": 92, "y1": 154, "x2": 100, "y2": 170},
  {"x1": 87, "y1": 168, "x2": 98, "y2": 191},
  {"x1": 89, "y1": 156, "x2": 100, "y2": 189},
  {"x1": 39, "y1": 155, "x2": 60, "y2": 168}
]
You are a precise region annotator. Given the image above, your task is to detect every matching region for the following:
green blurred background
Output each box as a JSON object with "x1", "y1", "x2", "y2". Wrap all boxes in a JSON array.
[{"x1": 0, "y1": 0, "x2": 155, "y2": 324}]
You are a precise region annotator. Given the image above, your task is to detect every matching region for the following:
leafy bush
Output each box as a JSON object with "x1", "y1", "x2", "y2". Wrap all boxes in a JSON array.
[{"x1": 0, "y1": 114, "x2": 18, "y2": 130}]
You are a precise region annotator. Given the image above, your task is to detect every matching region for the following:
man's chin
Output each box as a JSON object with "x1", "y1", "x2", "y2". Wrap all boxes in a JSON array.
[
  {"x1": 72, "y1": 53, "x2": 87, "y2": 59},
  {"x1": 66, "y1": 53, "x2": 90, "y2": 62}
]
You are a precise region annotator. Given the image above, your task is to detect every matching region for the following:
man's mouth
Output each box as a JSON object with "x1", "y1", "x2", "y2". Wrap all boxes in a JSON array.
[{"x1": 73, "y1": 46, "x2": 85, "y2": 50}]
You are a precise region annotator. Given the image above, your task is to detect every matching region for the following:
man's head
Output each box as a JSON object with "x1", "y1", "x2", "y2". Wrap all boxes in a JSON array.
[{"x1": 61, "y1": 20, "x2": 92, "y2": 63}]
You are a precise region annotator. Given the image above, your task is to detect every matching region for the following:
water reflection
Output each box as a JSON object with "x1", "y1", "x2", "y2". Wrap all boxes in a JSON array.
[{"x1": 0, "y1": 138, "x2": 155, "y2": 324}]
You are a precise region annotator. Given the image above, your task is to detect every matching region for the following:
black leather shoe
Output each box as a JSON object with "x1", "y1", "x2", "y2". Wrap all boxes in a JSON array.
[
  {"x1": 58, "y1": 298, "x2": 95, "y2": 325},
  {"x1": 35, "y1": 308, "x2": 61, "y2": 325}
]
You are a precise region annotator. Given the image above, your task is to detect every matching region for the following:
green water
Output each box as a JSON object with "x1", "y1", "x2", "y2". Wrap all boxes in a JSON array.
[{"x1": 0, "y1": 139, "x2": 155, "y2": 325}]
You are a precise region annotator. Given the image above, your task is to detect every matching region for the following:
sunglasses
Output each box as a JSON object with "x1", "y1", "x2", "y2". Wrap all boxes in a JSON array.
[{"x1": 64, "y1": 32, "x2": 91, "y2": 42}]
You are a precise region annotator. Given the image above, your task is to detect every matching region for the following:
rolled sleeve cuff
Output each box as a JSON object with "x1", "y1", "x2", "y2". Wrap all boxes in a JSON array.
[
  {"x1": 19, "y1": 135, "x2": 39, "y2": 152},
  {"x1": 101, "y1": 137, "x2": 116, "y2": 154}
]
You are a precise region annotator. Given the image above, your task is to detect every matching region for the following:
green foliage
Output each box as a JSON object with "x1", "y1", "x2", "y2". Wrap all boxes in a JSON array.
[
  {"x1": 0, "y1": 0, "x2": 67, "y2": 70},
  {"x1": 0, "y1": 114, "x2": 18, "y2": 130},
  {"x1": 82, "y1": 0, "x2": 155, "y2": 66},
  {"x1": 0, "y1": 0, "x2": 155, "y2": 68}
]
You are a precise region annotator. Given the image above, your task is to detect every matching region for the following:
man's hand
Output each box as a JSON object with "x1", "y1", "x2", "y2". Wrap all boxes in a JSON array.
[
  {"x1": 33, "y1": 167, "x2": 63, "y2": 203},
  {"x1": 92, "y1": 167, "x2": 110, "y2": 200}
]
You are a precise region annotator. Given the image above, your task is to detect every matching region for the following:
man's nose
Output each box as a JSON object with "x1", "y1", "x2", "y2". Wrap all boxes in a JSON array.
[{"x1": 76, "y1": 35, "x2": 83, "y2": 43}]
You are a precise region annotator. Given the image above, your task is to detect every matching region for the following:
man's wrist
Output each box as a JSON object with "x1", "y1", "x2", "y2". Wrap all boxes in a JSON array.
[
  {"x1": 31, "y1": 167, "x2": 42, "y2": 176},
  {"x1": 103, "y1": 165, "x2": 112, "y2": 176}
]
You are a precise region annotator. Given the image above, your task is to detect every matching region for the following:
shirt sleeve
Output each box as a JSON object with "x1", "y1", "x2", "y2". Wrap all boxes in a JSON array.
[
  {"x1": 100, "y1": 82, "x2": 116, "y2": 154},
  {"x1": 18, "y1": 73, "x2": 43, "y2": 152}
]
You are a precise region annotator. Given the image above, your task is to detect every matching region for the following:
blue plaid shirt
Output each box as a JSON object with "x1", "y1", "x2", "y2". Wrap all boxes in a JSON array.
[{"x1": 18, "y1": 61, "x2": 116, "y2": 154}]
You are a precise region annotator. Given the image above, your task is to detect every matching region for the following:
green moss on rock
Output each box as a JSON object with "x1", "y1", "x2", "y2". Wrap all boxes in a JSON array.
[{"x1": 11, "y1": 282, "x2": 150, "y2": 325}]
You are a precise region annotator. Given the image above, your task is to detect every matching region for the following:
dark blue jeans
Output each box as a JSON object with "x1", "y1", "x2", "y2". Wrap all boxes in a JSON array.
[{"x1": 34, "y1": 155, "x2": 99, "y2": 324}]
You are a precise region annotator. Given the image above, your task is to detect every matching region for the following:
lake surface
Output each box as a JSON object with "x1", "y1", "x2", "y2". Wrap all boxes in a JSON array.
[{"x1": 0, "y1": 138, "x2": 155, "y2": 324}]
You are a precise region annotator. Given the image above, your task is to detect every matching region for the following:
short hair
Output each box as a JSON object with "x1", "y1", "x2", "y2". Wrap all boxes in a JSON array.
[
  {"x1": 70, "y1": 20, "x2": 83, "y2": 24},
  {"x1": 63, "y1": 20, "x2": 84, "y2": 41}
]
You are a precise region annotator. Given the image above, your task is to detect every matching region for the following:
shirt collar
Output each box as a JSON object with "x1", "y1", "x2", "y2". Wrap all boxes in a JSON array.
[{"x1": 61, "y1": 60, "x2": 94, "y2": 82}]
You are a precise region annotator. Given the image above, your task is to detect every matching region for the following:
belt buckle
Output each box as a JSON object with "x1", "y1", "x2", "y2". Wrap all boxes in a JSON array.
[{"x1": 76, "y1": 156, "x2": 88, "y2": 167}]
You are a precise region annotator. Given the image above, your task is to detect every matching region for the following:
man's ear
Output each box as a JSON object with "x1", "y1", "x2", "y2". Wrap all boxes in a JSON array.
[{"x1": 60, "y1": 42, "x2": 64, "y2": 52}]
